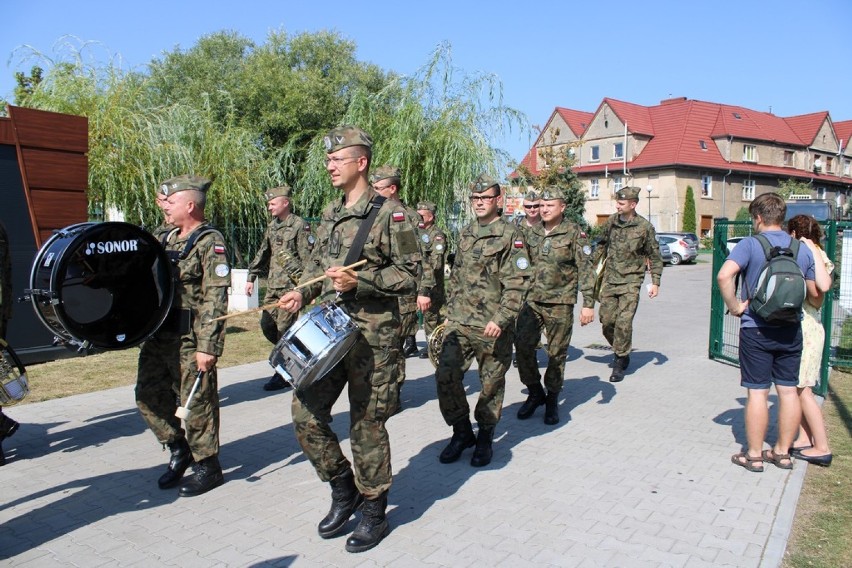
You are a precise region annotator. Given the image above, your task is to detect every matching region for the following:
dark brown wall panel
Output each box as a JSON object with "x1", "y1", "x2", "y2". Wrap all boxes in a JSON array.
[
  {"x1": 8, "y1": 106, "x2": 88, "y2": 153},
  {"x1": 20, "y1": 148, "x2": 88, "y2": 190},
  {"x1": 30, "y1": 188, "x2": 88, "y2": 230},
  {"x1": 0, "y1": 118, "x2": 13, "y2": 145}
]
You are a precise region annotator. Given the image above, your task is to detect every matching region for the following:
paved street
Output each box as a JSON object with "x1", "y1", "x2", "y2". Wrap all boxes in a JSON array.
[{"x1": 0, "y1": 260, "x2": 807, "y2": 567}]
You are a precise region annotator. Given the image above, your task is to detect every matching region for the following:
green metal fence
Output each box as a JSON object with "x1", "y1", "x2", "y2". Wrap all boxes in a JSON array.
[{"x1": 709, "y1": 219, "x2": 852, "y2": 396}]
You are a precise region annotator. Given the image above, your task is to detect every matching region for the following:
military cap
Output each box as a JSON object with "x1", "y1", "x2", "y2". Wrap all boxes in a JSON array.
[
  {"x1": 159, "y1": 174, "x2": 212, "y2": 196},
  {"x1": 524, "y1": 190, "x2": 541, "y2": 201},
  {"x1": 323, "y1": 125, "x2": 373, "y2": 153},
  {"x1": 264, "y1": 185, "x2": 291, "y2": 200},
  {"x1": 369, "y1": 165, "x2": 401, "y2": 185},
  {"x1": 539, "y1": 187, "x2": 564, "y2": 201},
  {"x1": 416, "y1": 200, "x2": 437, "y2": 213},
  {"x1": 470, "y1": 173, "x2": 500, "y2": 193},
  {"x1": 615, "y1": 186, "x2": 641, "y2": 201}
]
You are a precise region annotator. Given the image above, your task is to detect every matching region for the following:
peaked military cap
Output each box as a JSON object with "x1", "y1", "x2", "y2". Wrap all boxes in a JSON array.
[
  {"x1": 539, "y1": 187, "x2": 564, "y2": 201},
  {"x1": 159, "y1": 174, "x2": 212, "y2": 196},
  {"x1": 615, "y1": 186, "x2": 641, "y2": 201},
  {"x1": 323, "y1": 125, "x2": 373, "y2": 153},
  {"x1": 470, "y1": 173, "x2": 500, "y2": 193},
  {"x1": 264, "y1": 185, "x2": 291, "y2": 200},
  {"x1": 416, "y1": 200, "x2": 437, "y2": 213},
  {"x1": 524, "y1": 190, "x2": 541, "y2": 201},
  {"x1": 369, "y1": 165, "x2": 401, "y2": 185}
]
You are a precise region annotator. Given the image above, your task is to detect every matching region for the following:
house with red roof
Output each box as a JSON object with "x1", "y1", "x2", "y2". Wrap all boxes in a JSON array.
[{"x1": 513, "y1": 97, "x2": 852, "y2": 236}]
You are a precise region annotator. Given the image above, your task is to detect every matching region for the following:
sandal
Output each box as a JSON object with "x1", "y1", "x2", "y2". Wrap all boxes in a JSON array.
[
  {"x1": 731, "y1": 452, "x2": 764, "y2": 472},
  {"x1": 762, "y1": 449, "x2": 793, "y2": 470}
]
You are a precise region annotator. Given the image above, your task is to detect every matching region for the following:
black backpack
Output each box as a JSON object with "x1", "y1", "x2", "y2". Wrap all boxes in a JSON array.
[{"x1": 747, "y1": 234, "x2": 806, "y2": 325}]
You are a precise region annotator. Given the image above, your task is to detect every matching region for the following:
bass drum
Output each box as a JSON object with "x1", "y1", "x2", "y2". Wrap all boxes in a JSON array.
[{"x1": 28, "y1": 222, "x2": 174, "y2": 350}]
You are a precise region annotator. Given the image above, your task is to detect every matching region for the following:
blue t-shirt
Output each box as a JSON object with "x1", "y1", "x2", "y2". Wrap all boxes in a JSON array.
[{"x1": 727, "y1": 230, "x2": 816, "y2": 328}]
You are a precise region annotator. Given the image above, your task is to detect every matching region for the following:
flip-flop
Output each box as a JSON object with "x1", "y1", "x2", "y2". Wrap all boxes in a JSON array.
[
  {"x1": 762, "y1": 449, "x2": 794, "y2": 470},
  {"x1": 731, "y1": 452, "x2": 764, "y2": 472}
]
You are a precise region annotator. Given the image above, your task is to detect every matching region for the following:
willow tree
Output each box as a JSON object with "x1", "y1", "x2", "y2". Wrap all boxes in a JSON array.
[{"x1": 297, "y1": 43, "x2": 528, "y2": 237}]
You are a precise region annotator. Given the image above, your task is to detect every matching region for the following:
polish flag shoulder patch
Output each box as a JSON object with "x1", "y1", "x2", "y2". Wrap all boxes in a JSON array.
[
  {"x1": 513, "y1": 239, "x2": 524, "y2": 248},
  {"x1": 392, "y1": 211, "x2": 406, "y2": 222},
  {"x1": 214, "y1": 244, "x2": 227, "y2": 255}
]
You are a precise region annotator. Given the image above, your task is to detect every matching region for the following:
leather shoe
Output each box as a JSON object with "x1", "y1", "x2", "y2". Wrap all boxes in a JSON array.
[
  {"x1": 263, "y1": 373, "x2": 290, "y2": 391},
  {"x1": 179, "y1": 456, "x2": 224, "y2": 497},
  {"x1": 791, "y1": 449, "x2": 832, "y2": 467}
]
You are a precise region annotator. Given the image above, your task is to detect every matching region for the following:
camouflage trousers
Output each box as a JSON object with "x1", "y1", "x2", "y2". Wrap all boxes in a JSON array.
[
  {"x1": 435, "y1": 322, "x2": 513, "y2": 427},
  {"x1": 135, "y1": 333, "x2": 221, "y2": 462},
  {"x1": 515, "y1": 301, "x2": 575, "y2": 393},
  {"x1": 396, "y1": 308, "x2": 418, "y2": 387},
  {"x1": 421, "y1": 295, "x2": 445, "y2": 340},
  {"x1": 291, "y1": 334, "x2": 398, "y2": 499},
  {"x1": 260, "y1": 287, "x2": 298, "y2": 345},
  {"x1": 598, "y1": 281, "x2": 642, "y2": 357}
]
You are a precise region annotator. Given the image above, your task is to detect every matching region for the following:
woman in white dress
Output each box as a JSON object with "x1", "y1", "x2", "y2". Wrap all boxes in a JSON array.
[{"x1": 786, "y1": 215, "x2": 833, "y2": 466}]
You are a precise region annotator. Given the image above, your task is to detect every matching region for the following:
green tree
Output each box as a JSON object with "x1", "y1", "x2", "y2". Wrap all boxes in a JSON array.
[
  {"x1": 512, "y1": 128, "x2": 586, "y2": 228},
  {"x1": 776, "y1": 178, "x2": 812, "y2": 200},
  {"x1": 733, "y1": 206, "x2": 752, "y2": 236},
  {"x1": 683, "y1": 185, "x2": 696, "y2": 233}
]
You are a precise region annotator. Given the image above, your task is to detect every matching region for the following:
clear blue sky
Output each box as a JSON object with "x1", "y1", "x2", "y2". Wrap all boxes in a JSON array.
[{"x1": 3, "y1": 0, "x2": 851, "y2": 166}]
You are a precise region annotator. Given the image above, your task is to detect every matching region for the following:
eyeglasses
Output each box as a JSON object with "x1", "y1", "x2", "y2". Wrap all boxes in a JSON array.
[
  {"x1": 469, "y1": 193, "x2": 500, "y2": 203},
  {"x1": 523, "y1": 204, "x2": 540, "y2": 209},
  {"x1": 373, "y1": 183, "x2": 394, "y2": 191},
  {"x1": 323, "y1": 156, "x2": 359, "y2": 167}
]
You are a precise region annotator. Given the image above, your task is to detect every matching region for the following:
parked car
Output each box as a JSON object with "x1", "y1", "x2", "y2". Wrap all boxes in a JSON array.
[
  {"x1": 659, "y1": 242, "x2": 673, "y2": 265},
  {"x1": 726, "y1": 236, "x2": 748, "y2": 253},
  {"x1": 660, "y1": 231, "x2": 700, "y2": 249},
  {"x1": 656, "y1": 234, "x2": 698, "y2": 265}
]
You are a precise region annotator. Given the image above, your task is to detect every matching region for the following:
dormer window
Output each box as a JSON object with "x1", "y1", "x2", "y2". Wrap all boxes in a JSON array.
[
  {"x1": 733, "y1": 112, "x2": 742, "y2": 120},
  {"x1": 743, "y1": 144, "x2": 757, "y2": 163},
  {"x1": 699, "y1": 140, "x2": 707, "y2": 150}
]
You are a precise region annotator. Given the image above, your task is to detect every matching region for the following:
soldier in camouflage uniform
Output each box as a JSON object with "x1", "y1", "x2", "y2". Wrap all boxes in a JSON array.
[
  {"x1": 370, "y1": 166, "x2": 422, "y2": 400},
  {"x1": 515, "y1": 188, "x2": 596, "y2": 425},
  {"x1": 515, "y1": 190, "x2": 542, "y2": 235},
  {"x1": 277, "y1": 127, "x2": 421, "y2": 553},
  {"x1": 435, "y1": 174, "x2": 530, "y2": 467},
  {"x1": 415, "y1": 201, "x2": 447, "y2": 358},
  {"x1": 0, "y1": 221, "x2": 20, "y2": 466},
  {"x1": 245, "y1": 185, "x2": 314, "y2": 391},
  {"x1": 596, "y1": 186, "x2": 662, "y2": 383},
  {"x1": 136, "y1": 175, "x2": 230, "y2": 497}
]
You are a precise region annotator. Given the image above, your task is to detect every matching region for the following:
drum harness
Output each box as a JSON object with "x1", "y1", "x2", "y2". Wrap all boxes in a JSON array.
[{"x1": 333, "y1": 195, "x2": 386, "y2": 303}]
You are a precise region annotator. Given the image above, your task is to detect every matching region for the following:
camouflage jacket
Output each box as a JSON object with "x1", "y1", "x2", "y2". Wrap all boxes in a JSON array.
[
  {"x1": 598, "y1": 213, "x2": 663, "y2": 287},
  {"x1": 419, "y1": 223, "x2": 447, "y2": 299},
  {"x1": 0, "y1": 222, "x2": 10, "y2": 324},
  {"x1": 395, "y1": 202, "x2": 422, "y2": 315},
  {"x1": 165, "y1": 224, "x2": 230, "y2": 356},
  {"x1": 298, "y1": 187, "x2": 422, "y2": 346},
  {"x1": 526, "y1": 217, "x2": 596, "y2": 307},
  {"x1": 446, "y1": 218, "x2": 530, "y2": 330},
  {"x1": 248, "y1": 214, "x2": 313, "y2": 289}
]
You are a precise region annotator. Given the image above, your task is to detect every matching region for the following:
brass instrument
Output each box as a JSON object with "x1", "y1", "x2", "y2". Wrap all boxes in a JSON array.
[
  {"x1": 427, "y1": 323, "x2": 473, "y2": 372},
  {"x1": 0, "y1": 338, "x2": 29, "y2": 406}
]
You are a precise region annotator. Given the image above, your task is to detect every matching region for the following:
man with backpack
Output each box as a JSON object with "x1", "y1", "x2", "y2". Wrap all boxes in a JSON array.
[{"x1": 717, "y1": 192, "x2": 818, "y2": 473}]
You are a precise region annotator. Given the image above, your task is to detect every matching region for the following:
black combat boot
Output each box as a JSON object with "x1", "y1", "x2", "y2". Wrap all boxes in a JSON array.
[
  {"x1": 263, "y1": 372, "x2": 290, "y2": 391},
  {"x1": 517, "y1": 383, "x2": 546, "y2": 420},
  {"x1": 439, "y1": 419, "x2": 476, "y2": 463},
  {"x1": 158, "y1": 438, "x2": 194, "y2": 489},
  {"x1": 543, "y1": 391, "x2": 560, "y2": 425},
  {"x1": 318, "y1": 468, "x2": 363, "y2": 538},
  {"x1": 470, "y1": 425, "x2": 495, "y2": 467},
  {"x1": 609, "y1": 356, "x2": 627, "y2": 383},
  {"x1": 0, "y1": 412, "x2": 14, "y2": 466},
  {"x1": 402, "y1": 336, "x2": 419, "y2": 358},
  {"x1": 418, "y1": 347, "x2": 429, "y2": 359},
  {"x1": 178, "y1": 455, "x2": 224, "y2": 497},
  {"x1": 345, "y1": 491, "x2": 389, "y2": 553}
]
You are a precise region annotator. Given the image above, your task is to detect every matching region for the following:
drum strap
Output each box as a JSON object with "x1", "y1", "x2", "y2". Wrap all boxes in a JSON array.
[
  {"x1": 161, "y1": 226, "x2": 226, "y2": 261},
  {"x1": 343, "y1": 196, "x2": 386, "y2": 266}
]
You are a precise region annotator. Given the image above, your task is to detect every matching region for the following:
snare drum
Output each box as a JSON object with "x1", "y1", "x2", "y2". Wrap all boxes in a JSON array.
[
  {"x1": 28, "y1": 222, "x2": 174, "y2": 350},
  {"x1": 269, "y1": 302, "x2": 360, "y2": 392}
]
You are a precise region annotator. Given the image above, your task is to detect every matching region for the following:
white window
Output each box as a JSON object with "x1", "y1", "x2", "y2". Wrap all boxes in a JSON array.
[
  {"x1": 743, "y1": 179, "x2": 755, "y2": 201},
  {"x1": 590, "y1": 179, "x2": 600, "y2": 198},
  {"x1": 590, "y1": 145, "x2": 600, "y2": 162},
  {"x1": 613, "y1": 142, "x2": 623, "y2": 159},
  {"x1": 844, "y1": 160, "x2": 851, "y2": 176},
  {"x1": 817, "y1": 187, "x2": 826, "y2": 200},
  {"x1": 701, "y1": 175, "x2": 713, "y2": 198},
  {"x1": 614, "y1": 176, "x2": 623, "y2": 193},
  {"x1": 743, "y1": 144, "x2": 757, "y2": 163}
]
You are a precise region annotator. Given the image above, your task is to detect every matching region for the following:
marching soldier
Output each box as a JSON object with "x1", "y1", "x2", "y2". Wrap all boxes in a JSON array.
[
  {"x1": 596, "y1": 186, "x2": 662, "y2": 382},
  {"x1": 516, "y1": 190, "x2": 542, "y2": 236},
  {"x1": 277, "y1": 127, "x2": 421, "y2": 552},
  {"x1": 245, "y1": 185, "x2": 314, "y2": 391},
  {"x1": 415, "y1": 200, "x2": 447, "y2": 358},
  {"x1": 0, "y1": 221, "x2": 19, "y2": 466},
  {"x1": 435, "y1": 174, "x2": 530, "y2": 467},
  {"x1": 136, "y1": 175, "x2": 230, "y2": 497},
  {"x1": 514, "y1": 188, "x2": 596, "y2": 425}
]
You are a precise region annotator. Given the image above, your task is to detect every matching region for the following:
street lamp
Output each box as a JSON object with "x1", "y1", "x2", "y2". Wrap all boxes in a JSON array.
[{"x1": 646, "y1": 184, "x2": 653, "y2": 218}]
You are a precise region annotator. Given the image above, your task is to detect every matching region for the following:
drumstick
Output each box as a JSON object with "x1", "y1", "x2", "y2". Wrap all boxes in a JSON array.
[
  {"x1": 175, "y1": 370, "x2": 204, "y2": 419},
  {"x1": 208, "y1": 259, "x2": 368, "y2": 323}
]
